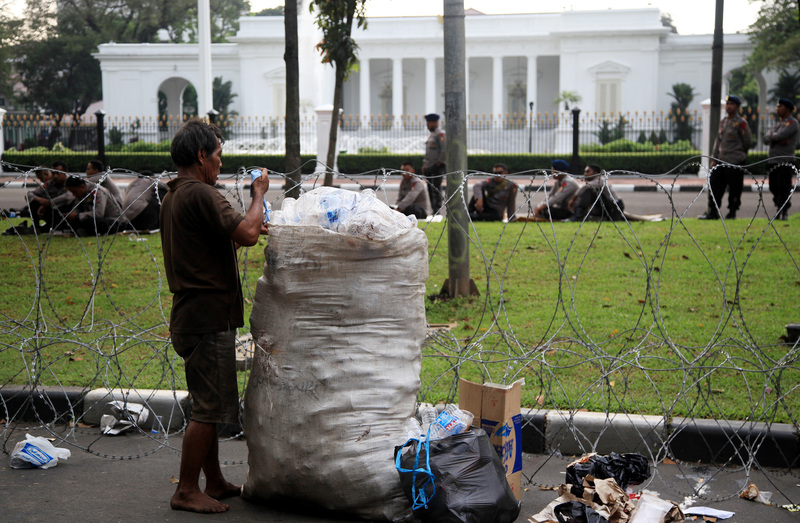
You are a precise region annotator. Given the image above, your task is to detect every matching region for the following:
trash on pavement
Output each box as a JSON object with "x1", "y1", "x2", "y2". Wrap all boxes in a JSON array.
[
  {"x1": 395, "y1": 428, "x2": 521, "y2": 523},
  {"x1": 682, "y1": 506, "x2": 735, "y2": 519},
  {"x1": 10, "y1": 434, "x2": 71, "y2": 469},
  {"x1": 738, "y1": 482, "x2": 772, "y2": 505},
  {"x1": 100, "y1": 400, "x2": 149, "y2": 435},
  {"x1": 565, "y1": 452, "x2": 650, "y2": 497}
]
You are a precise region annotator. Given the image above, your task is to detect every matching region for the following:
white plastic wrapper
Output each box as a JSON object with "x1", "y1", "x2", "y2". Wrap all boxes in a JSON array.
[
  {"x1": 270, "y1": 187, "x2": 417, "y2": 240},
  {"x1": 242, "y1": 224, "x2": 428, "y2": 522},
  {"x1": 10, "y1": 434, "x2": 71, "y2": 469}
]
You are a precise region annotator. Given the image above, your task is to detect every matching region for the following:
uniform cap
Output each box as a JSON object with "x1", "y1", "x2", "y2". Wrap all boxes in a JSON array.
[
  {"x1": 778, "y1": 98, "x2": 795, "y2": 111},
  {"x1": 551, "y1": 159, "x2": 570, "y2": 172},
  {"x1": 726, "y1": 95, "x2": 742, "y2": 106},
  {"x1": 424, "y1": 113, "x2": 440, "y2": 122}
]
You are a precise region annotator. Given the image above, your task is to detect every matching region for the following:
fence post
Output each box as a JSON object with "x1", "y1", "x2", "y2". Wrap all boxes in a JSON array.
[
  {"x1": 314, "y1": 105, "x2": 336, "y2": 175},
  {"x1": 207, "y1": 109, "x2": 219, "y2": 124},
  {"x1": 95, "y1": 110, "x2": 106, "y2": 167},
  {"x1": 528, "y1": 101, "x2": 534, "y2": 153},
  {"x1": 571, "y1": 107, "x2": 581, "y2": 175}
]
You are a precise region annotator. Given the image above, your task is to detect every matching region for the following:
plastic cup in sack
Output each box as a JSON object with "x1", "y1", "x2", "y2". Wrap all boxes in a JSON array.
[{"x1": 10, "y1": 434, "x2": 71, "y2": 469}]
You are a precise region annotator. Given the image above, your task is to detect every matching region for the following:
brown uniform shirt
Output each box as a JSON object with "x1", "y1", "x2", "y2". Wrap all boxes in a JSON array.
[{"x1": 160, "y1": 177, "x2": 244, "y2": 334}]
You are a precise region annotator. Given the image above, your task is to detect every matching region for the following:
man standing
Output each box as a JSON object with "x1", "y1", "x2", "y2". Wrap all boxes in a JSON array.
[
  {"x1": 534, "y1": 159, "x2": 580, "y2": 220},
  {"x1": 701, "y1": 95, "x2": 752, "y2": 220},
  {"x1": 763, "y1": 98, "x2": 798, "y2": 221},
  {"x1": 395, "y1": 161, "x2": 432, "y2": 219},
  {"x1": 468, "y1": 163, "x2": 518, "y2": 222},
  {"x1": 421, "y1": 113, "x2": 445, "y2": 211},
  {"x1": 161, "y1": 119, "x2": 269, "y2": 514}
]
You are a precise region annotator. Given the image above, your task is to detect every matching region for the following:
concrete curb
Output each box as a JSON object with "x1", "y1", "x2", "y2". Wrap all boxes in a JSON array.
[{"x1": 3, "y1": 386, "x2": 797, "y2": 467}]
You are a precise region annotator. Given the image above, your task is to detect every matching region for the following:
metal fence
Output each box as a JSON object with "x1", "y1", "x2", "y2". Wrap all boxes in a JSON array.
[{"x1": 0, "y1": 108, "x2": 784, "y2": 156}]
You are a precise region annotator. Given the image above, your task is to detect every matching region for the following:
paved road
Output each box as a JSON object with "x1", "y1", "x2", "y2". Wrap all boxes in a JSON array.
[
  {"x1": 2, "y1": 423, "x2": 798, "y2": 522},
  {"x1": 1, "y1": 175, "x2": 795, "y2": 223}
]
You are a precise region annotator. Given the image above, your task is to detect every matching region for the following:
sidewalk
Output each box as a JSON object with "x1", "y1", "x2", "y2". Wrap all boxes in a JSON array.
[{"x1": 2, "y1": 422, "x2": 798, "y2": 522}]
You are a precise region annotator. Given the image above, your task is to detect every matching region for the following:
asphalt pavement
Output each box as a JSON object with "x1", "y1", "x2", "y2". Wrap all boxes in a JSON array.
[{"x1": 2, "y1": 422, "x2": 798, "y2": 522}]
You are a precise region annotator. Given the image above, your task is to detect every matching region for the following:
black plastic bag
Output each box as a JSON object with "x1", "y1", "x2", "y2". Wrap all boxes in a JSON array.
[
  {"x1": 565, "y1": 453, "x2": 650, "y2": 497},
  {"x1": 553, "y1": 501, "x2": 609, "y2": 523},
  {"x1": 395, "y1": 428, "x2": 521, "y2": 523}
]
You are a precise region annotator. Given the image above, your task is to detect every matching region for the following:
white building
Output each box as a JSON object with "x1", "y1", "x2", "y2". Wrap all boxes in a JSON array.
[{"x1": 94, "y1": 8, "x2": 773, "y2": 126}]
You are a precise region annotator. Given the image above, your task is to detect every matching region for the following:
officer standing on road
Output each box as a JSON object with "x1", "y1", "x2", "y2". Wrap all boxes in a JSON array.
[
  {"x1": 421, "y1": 113, "x2": 445, "y2": 212},
  {"x1": 701, "y1": 95, "x2": 752, "y2": 220},
  {"x1": 763, "y1": 97, "x2": 798, "y2": 221}
]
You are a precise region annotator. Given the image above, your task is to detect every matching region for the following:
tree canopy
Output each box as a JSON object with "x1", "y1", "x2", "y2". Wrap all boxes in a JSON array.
[{"x1": 747, "y1": 0, "x2": 800, "y2": 72}]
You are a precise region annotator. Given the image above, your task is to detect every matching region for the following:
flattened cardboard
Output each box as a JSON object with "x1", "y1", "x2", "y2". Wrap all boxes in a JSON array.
[{"x1": 459, "y1": 378, "x2": 525, "y2": 499}]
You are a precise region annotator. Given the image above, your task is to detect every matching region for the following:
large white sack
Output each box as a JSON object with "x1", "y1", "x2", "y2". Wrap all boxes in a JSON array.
[{"x1": 242, "y1": 225, "x2": 428, "y2": 522}]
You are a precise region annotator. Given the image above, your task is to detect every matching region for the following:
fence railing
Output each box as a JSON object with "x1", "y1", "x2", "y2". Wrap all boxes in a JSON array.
[{"x1": 0, "y1": 108, "x2": 787, "y2": 157}]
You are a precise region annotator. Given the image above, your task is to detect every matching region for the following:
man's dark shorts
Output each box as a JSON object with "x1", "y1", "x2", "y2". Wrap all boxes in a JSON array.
[{"x1": 171, "y1": 329, "x2": 239, "y2": 425}]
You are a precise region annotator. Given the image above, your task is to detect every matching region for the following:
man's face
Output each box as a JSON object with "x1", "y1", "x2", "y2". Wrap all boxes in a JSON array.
[
  {"x1": 199, "y1": 139, "x2": 223, "y2": 185},
  {"x1": 725, "y1": 100, "x2": 739, "y2": 116},
  {"x1": 776, "y1": 103, "x2": 790, "y2": 119},
  {"x1": 86, "y1": 163, "x2": 99, "y2": 176},
  {"x1": 426, "y1": 120, "x2": 437, "y2": 131},
  {"x1": 67, "y1": 184, "x2": 87, "y2": 200},
  {"x1": 401, "y1": 164, "x2": 415, "y2": 179},
  {"x1": 52, "y1": 170, "x2": 68, "y2": 186},
  {"x1": 36, "y1": 169, "x2": 53, "y2": 184},
  {"x1": 492, "y1": 167, "x2": 508, "y2": 182},
  {"x1": 584, "y1": 166, "x2": 599, "y2": 179}
]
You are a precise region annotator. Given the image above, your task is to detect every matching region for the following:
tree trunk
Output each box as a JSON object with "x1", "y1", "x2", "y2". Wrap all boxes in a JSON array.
[
  {"x1": 284, "y1": 0, "x2": 301, "y2": 199},
  {"x1": 323, "y1": 65, "x2": 344, "y2": 187}
]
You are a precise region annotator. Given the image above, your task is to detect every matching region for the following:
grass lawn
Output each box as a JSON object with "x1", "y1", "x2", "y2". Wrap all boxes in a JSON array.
[{"x1": 1, "y1": 216, "x2": 798, "y2": 424}]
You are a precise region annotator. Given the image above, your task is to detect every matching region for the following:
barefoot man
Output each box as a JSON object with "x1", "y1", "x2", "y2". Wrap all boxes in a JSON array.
[{"x1": 161, "y1": 118, "x2": 269, "y2": 513}]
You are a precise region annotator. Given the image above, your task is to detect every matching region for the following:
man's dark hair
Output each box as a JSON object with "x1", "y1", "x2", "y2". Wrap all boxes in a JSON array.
[
  {"x1": 171, "y1": 118, "x2": 225, "y2": 168},
  {"x1": 401, "y1": 160, "x2": 414, "y2": 168},
  {"x1": 493, "y1": 163, "x2": 509, "y2": 173},
  {"x1": 586, "y1": 164, "x2": 602, "y2": 174},
  {"x1": 51, "y1": 160, "x2": 68, "y2": 171},
  {"x1": 65, "y1": 176, "x2": 86, "y2": 188},
  {"x1": 88, "y1": 159, "x2": 104, "y2": 172}
]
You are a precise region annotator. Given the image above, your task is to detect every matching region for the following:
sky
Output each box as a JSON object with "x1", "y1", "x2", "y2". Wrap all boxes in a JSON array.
[
  {"x1": 4, "y1": 0, "x2": 763, "y2": 36},
  {"x1": 254, "y1": 0, "x2": 763, "y2": 36}
]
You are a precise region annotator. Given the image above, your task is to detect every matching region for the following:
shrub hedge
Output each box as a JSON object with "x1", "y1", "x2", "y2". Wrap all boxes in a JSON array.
[{"x1": 2, "y1": 151, "x2": 772, "y2": 176}]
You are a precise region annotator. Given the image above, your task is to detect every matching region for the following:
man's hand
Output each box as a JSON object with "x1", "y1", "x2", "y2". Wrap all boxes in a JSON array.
[
  {"x1": 475, "y1": 197, "x2": 484, "y2": 212},
  {"x1": 710, "y1": 160, "x2": 717, "y2": 168},
  {"x1": 233, "y1": 168, "x2": 270, "y2": 247}
]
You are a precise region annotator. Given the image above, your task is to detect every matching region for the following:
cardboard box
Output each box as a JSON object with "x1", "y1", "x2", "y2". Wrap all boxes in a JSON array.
[{"x1": 459, "y1": 378, "x2": 524, "y2": 499}]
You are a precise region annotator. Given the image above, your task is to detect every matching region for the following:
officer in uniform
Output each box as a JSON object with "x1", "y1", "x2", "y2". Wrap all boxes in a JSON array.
[
  {"x1": 701, "y1": 95, "x2": 752, "y2": 220},
  {"x1": 763, "y1": 97, "x2": 798, "y2": 221},
  {"x1": 421, "y1": 113, "x2": 445, "y2": 211}
]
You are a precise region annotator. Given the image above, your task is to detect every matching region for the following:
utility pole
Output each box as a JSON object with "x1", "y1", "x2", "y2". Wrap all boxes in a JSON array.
[
  {"x1": 443, "y1": 0, "x2": 477, "y2": 298},
  {"x1": 198, "y1": 0, "x2": 214, "y2": 116},
  {"x1": 708, "y1": 0, "x2": 724, "y2": 157}
]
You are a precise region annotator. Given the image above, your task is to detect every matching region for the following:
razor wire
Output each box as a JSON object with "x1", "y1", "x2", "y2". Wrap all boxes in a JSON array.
[{"x1": 0, "y1": 158, "x2": 798, "y2": 505}]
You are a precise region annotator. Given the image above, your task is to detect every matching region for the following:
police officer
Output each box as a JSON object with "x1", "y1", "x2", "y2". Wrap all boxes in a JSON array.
[
  {"x1": 421, "y1": 113, "x2": 445, "y2": 211},
  {"x1": 701, "y1": 95, "x2": 752, "y2": 220},
  {"x1": 763, "y1": 97, "x2": 798, "y2": 221}
]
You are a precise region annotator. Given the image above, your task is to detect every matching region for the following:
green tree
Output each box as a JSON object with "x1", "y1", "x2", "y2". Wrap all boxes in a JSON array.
[
  {"x1": 660, "y1": 12, "x2": 678, "y2": 33},
  {"x1": 595, "y1": 117, "x2": 626, "y2": 145},
  {"x1": 667, "y1": 82, "x2": 696, "y2": 142},
  {"x1": 310, "y1": 0, "x2": 368, "y2": 186},
  {"x1": 769, "y1": 68, "x2": 800, "y2": 102},
  {"x1": 254, "y1": 6, "x2": 284, "y2": 16},
  {"x1": 553, "y1": 90, "x2": 582, "y2": 111},
  {"x1": 747, "y1": 0, "x2": 800, "y2": 72},
  {"x1": 213, "y1": 76, "x2": 238, "y2": 117},
  {"x1": 729, "y1": 67, "x2": 761, "y2": 134}
]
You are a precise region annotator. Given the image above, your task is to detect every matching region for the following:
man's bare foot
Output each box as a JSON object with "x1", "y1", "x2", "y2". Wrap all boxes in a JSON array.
[
  {"x1": 206, "y1": 480, "x2": 242, "y2": 500},
  {"x1": 171, "y1": 488, "x2": 230, "y2": 513}
]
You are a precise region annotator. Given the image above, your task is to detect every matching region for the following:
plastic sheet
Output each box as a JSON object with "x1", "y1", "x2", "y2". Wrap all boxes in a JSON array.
[
  {"x1": 553, "y1": 501, "x2": 609, "y2": 523},
  {"x1": 395, "y1": 429, "x2": 521, "y2": 523}
]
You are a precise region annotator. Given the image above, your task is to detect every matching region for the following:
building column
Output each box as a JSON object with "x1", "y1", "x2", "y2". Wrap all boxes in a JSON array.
[
  {"x1": 465, "y1": 57, "x2": 470, "y2": 119},
  {"x1": 526, "y1": 55, "x2": 537, "y2": 119},
  {"x1": 0, "y1": 108, "x2": 6, "y2": 174},
  {"x1": 492, "y1": 55, "x2": 503, "y2": 128},
  {"x1": 425, "y1": 57, "x2": 436, "y2": 115},
  {"x1": 359, "y1": 58, "x2": 371, "y2": 129},
  {"x1": 392, "y1": 58, "x2": 403, "y2": 128}
]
